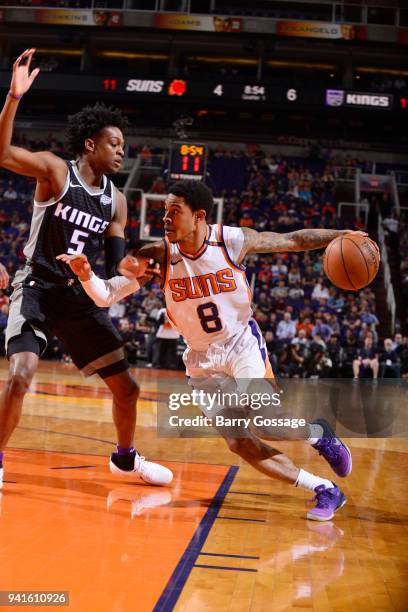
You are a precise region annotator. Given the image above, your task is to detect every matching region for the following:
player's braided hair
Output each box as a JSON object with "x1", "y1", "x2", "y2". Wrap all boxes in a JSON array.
[
  {"x1": 65, "y1": 102, "x2": 128, "y2": 156},
  {"x1": 168, "y1": 180, "x2": 214, "y2": 218}
]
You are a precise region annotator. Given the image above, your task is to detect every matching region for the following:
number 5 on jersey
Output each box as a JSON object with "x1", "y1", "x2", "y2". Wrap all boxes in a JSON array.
[{"x1": 68, "y1": 229, "x2": 89, "y2": 255}]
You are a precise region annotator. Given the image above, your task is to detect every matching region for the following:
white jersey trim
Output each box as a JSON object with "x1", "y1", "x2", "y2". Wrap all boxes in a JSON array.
[{"x1": 71, "y1": 160, "x2": 107, "y2": 196}]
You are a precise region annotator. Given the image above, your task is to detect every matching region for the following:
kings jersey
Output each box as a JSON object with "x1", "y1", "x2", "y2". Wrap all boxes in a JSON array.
[
  {"x1": 24, "y1": 160, "x2": 116, "y2": 279},
  {"x1": 163, "y1": 224, "x2": 252, "y2": 352}
]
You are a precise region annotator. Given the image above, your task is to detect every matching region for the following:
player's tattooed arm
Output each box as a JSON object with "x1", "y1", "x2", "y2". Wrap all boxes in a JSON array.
[{"x1": 239, "y1": 227, "x2": 368, "y2": 256}]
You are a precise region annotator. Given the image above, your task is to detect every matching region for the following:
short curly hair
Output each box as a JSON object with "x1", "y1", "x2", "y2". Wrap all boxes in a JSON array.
[
  {"x1": 65, "y1": 102, "x2": 128, "y2": 156},
  {"x1": 168, "y1": 180, "x2": 214, "y2": 218}
]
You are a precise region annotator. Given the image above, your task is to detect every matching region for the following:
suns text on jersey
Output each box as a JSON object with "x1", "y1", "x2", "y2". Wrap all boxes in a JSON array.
[{"x1": 168, "y1": 268, "x2": 237, "y2": 302}]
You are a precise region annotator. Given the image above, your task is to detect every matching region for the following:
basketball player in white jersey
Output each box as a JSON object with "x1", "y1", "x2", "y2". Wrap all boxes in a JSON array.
[{"x1": 59, "y1": 180, "x2": 369, "y2": 521}]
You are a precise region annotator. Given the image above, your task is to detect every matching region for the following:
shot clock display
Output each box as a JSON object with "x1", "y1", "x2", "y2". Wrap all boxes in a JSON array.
[{"x1": 169, "y1": 142, "x2": 208, "y2": 180}]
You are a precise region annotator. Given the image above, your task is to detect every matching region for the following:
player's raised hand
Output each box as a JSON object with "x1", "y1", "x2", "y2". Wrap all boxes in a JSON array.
[
  {"x1": 344, "y1": 230, "x2": 381, "y2": 259},
  {"x1": 56, "y1": 253, "x2": 92, "y2": 281},
  {"x1": 0, "y1": 263, "x2": 9, "y2": 289},
  {"x1": 118, "y1": 255, "x2": 160, "y2": 279},
  {"x1": 10, "y1": 48, "x2": 40, "y2": 98}
]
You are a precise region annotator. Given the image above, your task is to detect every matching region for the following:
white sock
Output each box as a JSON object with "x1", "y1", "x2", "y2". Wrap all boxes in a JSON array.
[{"x1": 295, "y1": 469, "x2": 333, "y2": 492}]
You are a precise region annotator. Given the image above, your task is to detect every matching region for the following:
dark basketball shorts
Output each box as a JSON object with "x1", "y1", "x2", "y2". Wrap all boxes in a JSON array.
[{"x1": 5, "y1": 264, "x2": 129, "y2": 378}]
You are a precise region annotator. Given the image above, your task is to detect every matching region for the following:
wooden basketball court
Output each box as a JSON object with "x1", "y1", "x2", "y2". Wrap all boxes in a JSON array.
[{"x1": 0, "y1": 360, "x2": 407, "y2": 611}]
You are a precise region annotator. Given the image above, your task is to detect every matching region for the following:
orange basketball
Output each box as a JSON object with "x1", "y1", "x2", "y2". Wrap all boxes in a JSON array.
[{"x1": 323, "y1": 234, "x2": 380, "y2": 291}]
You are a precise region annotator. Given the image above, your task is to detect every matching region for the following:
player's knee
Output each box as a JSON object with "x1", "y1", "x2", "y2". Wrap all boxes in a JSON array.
[
  {"x1": 115, "y1": 378, "x2": 140, "y2": 404},
  {"x1": 6, "y1": 368, "x2": 34, "y2": 397}
]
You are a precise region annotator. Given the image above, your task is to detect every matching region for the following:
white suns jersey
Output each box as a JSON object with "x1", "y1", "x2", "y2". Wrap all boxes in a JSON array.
[{"x1": 163, "y1": 224, "x2": 252, "y2": 352}]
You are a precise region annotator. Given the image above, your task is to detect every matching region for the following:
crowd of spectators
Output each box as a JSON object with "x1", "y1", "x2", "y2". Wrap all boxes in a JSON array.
[{"x1": 0, "y1": 140, "x2": 407, "y2": 378}]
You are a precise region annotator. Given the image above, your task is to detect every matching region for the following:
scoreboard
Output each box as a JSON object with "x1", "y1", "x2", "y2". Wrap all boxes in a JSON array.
[
  {"x1": 169, "y1": 142, "x2": 207, "y2": 180},
  {"x1": 0, "y1": 71, "x2": 402, "y2": 111}
]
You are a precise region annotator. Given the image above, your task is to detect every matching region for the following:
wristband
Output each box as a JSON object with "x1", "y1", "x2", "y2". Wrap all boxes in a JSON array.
[
  {"x1": 8, "y1": 91, "x2": 23, "y2": 101},
  {"x1": 80, "y1": 271, "x2": 140, "y2": 307}
]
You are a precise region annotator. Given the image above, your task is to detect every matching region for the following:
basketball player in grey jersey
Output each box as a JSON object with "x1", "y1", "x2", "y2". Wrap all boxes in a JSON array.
[{"x1": 0, "y1": 48, "x2": 172, "y2": 488}]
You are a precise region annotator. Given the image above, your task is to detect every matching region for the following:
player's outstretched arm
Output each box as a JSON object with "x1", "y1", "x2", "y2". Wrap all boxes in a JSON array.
[
  {"x1": 56, "y1": 253, "x2": 145, "y2": 307},
  {"x1": 0, "y1": 48, "x2": 66, "y2": 181},
  {"x1": 240, "y1": 227, "x2": 368, "y2": 256}
]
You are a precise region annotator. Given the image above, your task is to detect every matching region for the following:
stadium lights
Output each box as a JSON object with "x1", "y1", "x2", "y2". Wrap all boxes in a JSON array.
[
  {"x1": 266, "y1": 60, "x2": 335, "y2": 70},
  {"x1": 356, "y1": 67, "x2": 408, "y2": 76},
  {"x1": 35, "y1": 48, "x2": 82, "y2": 56},
  {"x1": 99, "y1": 52, "x2": 169, "y2": 60},
  {"x1": 187, "y1": 56, "x2": 257, "y2": 65}
]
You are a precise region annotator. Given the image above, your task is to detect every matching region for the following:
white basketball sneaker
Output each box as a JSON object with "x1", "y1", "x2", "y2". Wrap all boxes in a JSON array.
[{"x1": 109, "y1": 450, "x2": 173, "y2": 486}]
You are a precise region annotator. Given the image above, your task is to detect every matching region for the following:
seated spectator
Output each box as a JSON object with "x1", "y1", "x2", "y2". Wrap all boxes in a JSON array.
[
  {"x1": 360, "y1": 305, "x2": 379, "y2": 327},
  {"x1": 119, "y1": 318, "x2": 140, "y2": 365},
  {"x1": 3, "y1": 181, "x2": 17, "y2": 200},
  {"x1": 397, "y1": 336, "x2": 408, "y2": 378},
  {"x1": 379, "y1": 338, "x2": 401, "y2": 378},
  {"x1": 264, "y1": 329, "x2": 281, "y2": 374},
  {"x1": 312, "y1": 278, "x2": 330, "y2": 300},
  {"x1": 352, "y1": 336, "x2": 379, "y2": 380},
  {"x1": 288, "y1": 265, "x2": 301, "y2": 284},
  {"x1": 326, "y1": 335, "x2": 342, "y2": 376},
  {"x1": 327, "y1": 314, "x2": 341, "y2": 337},
  {"x1": 142, "y1": 290, "x2": 161, "y2": 315},
  {"x1": 392, "y1": 333, "x2": 403, "y2": 353},
  {"x1": 290, "y1": 329, "x2": 309, "y2": 377},
  {"x1": 312, "y1": 316, "x2": 332, "y2": 343},
  {"x1": 276, "y1": 312, "x2": 297, "y2": 341},
  {"x1": 271, "y1": 279, "x2": 289, "y2": 300},
  {"x1": 288, "y1": 283, "x2": 304, "y2": 299},
  {"x1": 308, "y1": 334, "x2": 332, "y2": 378},
  {"x1": 272, "y1": 257, "x2": 288, "y2": 278},
  {"x1": 297, "y1": 316, "x2": 314, "y2": 337}
]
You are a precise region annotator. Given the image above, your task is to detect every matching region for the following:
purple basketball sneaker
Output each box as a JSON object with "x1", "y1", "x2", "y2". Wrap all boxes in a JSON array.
[
  {"x1": 307, "y1": 484, "x2": 347, "y2": 521},
  {"x1": 311, "y1": 418, "x2": 352, "y2": 477}
]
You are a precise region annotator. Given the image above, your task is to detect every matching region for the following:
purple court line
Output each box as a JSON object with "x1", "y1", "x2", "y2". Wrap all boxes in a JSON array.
[
  {"x1": 153, "y1": 465, "x2": 239, "y2": 612},
  {"x1": 229, "y1": 489, "x2": 272, "y2": 497},
  {"x1": 49, "y1": 465, "x2": 97, "y2": 470},
  {"x1": 194, "y1": 564, "x2": 257, "y2": 572},
  {"x1": 199, "y1": 552, "x2": 260, "y2": 560},
  {"x1": 217, "y1": 515, "x2": 266, "y2": 523}
]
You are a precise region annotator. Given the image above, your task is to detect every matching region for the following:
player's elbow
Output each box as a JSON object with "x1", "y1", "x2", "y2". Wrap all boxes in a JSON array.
[{"x1": 0, "y1": 148, "x2": 11, "y2": 167}]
